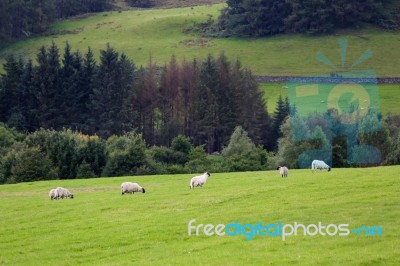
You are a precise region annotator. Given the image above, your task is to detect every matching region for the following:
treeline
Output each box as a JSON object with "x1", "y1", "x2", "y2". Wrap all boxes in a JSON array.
[
  {"x1": 0, "y1": 0, "x2": 112, "y2": 43},
  {"x1": 1, "y1": 109, "x2": 399, "y2": 184},
  {"x1": 273, "y1": 110, "x2": 400, "y2": 169},
  {"x1": 0, "y1": 42, "x2": 282, "y2": 153},
  {"x1": 0, "y1": 125, "x2": 272, "y2": 184},
  {"x1": 214, "y1": 0, "x2": 400, "y2": 37}
]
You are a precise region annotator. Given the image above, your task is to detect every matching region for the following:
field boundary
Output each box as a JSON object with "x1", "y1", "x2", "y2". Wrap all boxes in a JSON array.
[{"x1": 256, "y1": 76, "x2": 400, "y2": 84}]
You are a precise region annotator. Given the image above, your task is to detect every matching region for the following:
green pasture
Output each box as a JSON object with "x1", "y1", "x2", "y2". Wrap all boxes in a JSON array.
[
  {"x1": 0, "y1": 166, "x2": 399, "y2": 265},
  {"x1": 261, "y1": 83, "x2": 400, "y2": 116},
  {"x1": 1, "y1": 4, "x2": 400, "y2": 77}
]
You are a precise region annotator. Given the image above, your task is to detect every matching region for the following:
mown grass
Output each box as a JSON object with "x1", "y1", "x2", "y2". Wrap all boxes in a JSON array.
[
  {"x1": 0, "y1": 166, "x2": 399, "y2": 265},
  {"x1": 1, "y1": 4, "x2": 400, "y2": 77}
]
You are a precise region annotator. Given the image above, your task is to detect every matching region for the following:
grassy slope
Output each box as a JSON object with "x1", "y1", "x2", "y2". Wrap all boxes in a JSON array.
[
  {"x1": 0, "y1": 167, "x2": 399, "y2": 265},
  {"x1": 1, "y1": 4, "x2": 400, "y2": 77}
]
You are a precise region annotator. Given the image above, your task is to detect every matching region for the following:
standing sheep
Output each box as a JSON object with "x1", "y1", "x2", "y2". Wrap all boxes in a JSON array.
[
  {"x1": 189, "y1": 172, "x2": 211, "y2": 190},
  {"x1": 277, "y1": 166, "x2": 289, "y2": 178},
  {"x1": 311, "y1": 160, "x2": 331, "y2": 173},
  {"x1": 121, "y1": 182, "x2": 146, "y2": 195}
]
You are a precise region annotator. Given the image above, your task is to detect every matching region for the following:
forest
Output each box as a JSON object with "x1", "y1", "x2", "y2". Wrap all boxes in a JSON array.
[
  {"x1": 1, "y1": 43, "x2": 400, "y2": 184},
  {"x1": 215, "y1": 0, "x2": 400, "y2": 36},
  {"x1": 0, "y1": 42, "x2": 275, "y2": 152}
]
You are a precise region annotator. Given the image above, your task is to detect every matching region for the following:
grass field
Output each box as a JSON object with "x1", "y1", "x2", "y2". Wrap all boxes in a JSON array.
[
  {"x1": 0, "y1": 166, "x2": 399, "y2": 265},
  {"x1": 1, "y1": 4, "x2": 400, "y2": 77},
  {"x1": 261, "y1": 82, "x2": 400, "y2": 116}
]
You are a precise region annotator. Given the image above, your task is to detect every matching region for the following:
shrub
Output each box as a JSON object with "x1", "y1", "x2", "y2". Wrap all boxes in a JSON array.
[
  {"x1": 102, "y1": 133, "x2": 146, "y2": 177},
  {"x1": 10, "y1": 145, "x2": 57, "y2": 183},
  {"x1": 171, "y1": 135, "x2": 193, "y2": 155}
]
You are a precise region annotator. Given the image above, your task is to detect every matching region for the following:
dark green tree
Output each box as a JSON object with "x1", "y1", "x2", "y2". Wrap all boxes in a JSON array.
[
  {"x1": 34, "y1": 42, "x2": 62, "y2": 129},
  {"x1": 102, "y1": 133, "x2": 146, "y2": 177},
  {"x1": 270, "y1": 95, "x2": 289, "y2": 150},
  {"x1": 90, "y1": 45, "x2": 135, "y2": 138},
  {"x1": 0, "y1": 55, "x2": 24, "y2": 124}
]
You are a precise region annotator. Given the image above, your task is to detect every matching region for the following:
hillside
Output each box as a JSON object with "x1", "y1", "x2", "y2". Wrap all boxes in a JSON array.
[
  {"x1": 152, "y1": 0, "x2": 225, "y2": 7},
  {"x1": 1, "y1": 4, "x2": 400, "y2": 77},
  {"x1": 0, "y1": 167, "x2": 399, "y2": 264}
]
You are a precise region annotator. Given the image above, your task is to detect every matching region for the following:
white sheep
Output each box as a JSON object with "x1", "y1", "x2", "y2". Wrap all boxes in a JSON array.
[
  {"x1": 49, "y1": 188, "x2": 57, "y2": 200},
  {"x1": 311, "y1": 160, "x2": 331, "y2": 173},
  {"x1": 277, "y1": 166, "x2": 289, "y2": 178},
  {"x1": 189, "y1": 172, "x2": 211, "y2": 190},
  {"x1": 55, "y1": 187, "x2": 74, "y2": 199},
  {"x1": 121, "y1": 182, "x2": 146, "y2": 195}
]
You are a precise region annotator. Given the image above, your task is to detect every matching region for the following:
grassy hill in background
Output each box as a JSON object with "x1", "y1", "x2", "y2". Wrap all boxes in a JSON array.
[
  {"x1": 1, "y1": 4, "x2": 400, "y2": 77},
  {"x1": 0, "y1": 167, "x2": 399, "y2": 264}
]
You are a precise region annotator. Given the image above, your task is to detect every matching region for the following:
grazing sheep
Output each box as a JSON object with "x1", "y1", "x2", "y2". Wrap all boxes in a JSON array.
[
  {"x1": 121, "y1": 182, "x2": 146, "y2": 195},
  {"x1": 277, "y1": 166, "x2": 289, "y2": 178},
  {"x1": 311, "y1": 160, "x2": 331, "y2": 173},
  {"x1": 189, "y1": 172, "x2": 211, "y2": 190},
  {"x1": 49, "y1": 188, "x2": 57, "y2": 200},
  {"x1": 56, "y1": 187, "x2": 74, "y2": 199}
]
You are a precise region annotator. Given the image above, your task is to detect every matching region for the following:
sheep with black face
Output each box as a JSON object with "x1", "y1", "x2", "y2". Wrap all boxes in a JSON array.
[
  {"x1": 189, "y1": 172, "x2": 211, "y2": 190},
  {"x1": 121, "y1": 182, "x2": 146, "y2": 195}
]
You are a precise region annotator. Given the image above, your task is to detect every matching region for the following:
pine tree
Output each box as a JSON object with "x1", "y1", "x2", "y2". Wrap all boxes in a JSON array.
[
  {"x1": 16, "y1": 60, "x2": 39, "y2": 131},
  {"x1": 0, "y1": 55, "x2": 24, "y2": 124},
  {"x1": 34, "y1": 42, "x2": 61, "y2": 129},
  {"x1": 270, "y1": 95, "x2": 289, "y2": 150},
  {"x1": 80, "y1": 47, "x2": 97, "y2": 134},
  {"x1": 230, "y1": 60, "x2": 270, "y2": 149},
  {"x1": 214, "y1": 53, "x2": 237, "y2": 151},
  {"x1": 193, "y1": 54, "x2": 219, "y2": 153},
  {"x1": 90, "y1": 44, "x2": 135, "y2": 138}
]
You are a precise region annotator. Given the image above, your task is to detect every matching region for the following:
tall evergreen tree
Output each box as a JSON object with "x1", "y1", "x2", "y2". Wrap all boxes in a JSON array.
[
  {"x1": 231, "y1": 60, "x2": 270, "y2": 149},
  {"x1": 270, "y1": 95, "x2": 289, "y2": 150},
  {"x1": 192, "y1": 54, "x2": 219, "y2": 153},
  {"x1": 214, "y1": 53, "x2": 237, "y2": 151},
  {"x1": 80, "y1": 47, "x2": 97, "y2": 133},
  {"x1": 15, "y1": 60, "x2": 39, "y2": 131},
  {"x1": 34, "y1": 42, "x2": 62, "y2": 129},
  {"x1": 90, "y1": 45, "x2": 135, "y2": 138},
  {"x1": 0, "y1": 55, "x2": 24, "y2": 124}
]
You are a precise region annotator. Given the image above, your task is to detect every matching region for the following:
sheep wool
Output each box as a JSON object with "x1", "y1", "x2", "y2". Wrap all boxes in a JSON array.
[
  {"x1": 311, "y1": 160, "x2": 331, "y2": 173},
  {"x1": 121, "y1": 182, "x2": 145, "y2": 195},
  {"x1": 56, "y1": 187, "x2": 74, "y2": 199},
  {"x1": 49, "y1": 188, "x2": 57, "y2": 200},
  {"x1": 189, "y1": 172, "x2": 211, "y2": 190},
  {"x1": 277, "y1": 166, "x2": 289, "y2": 178}
]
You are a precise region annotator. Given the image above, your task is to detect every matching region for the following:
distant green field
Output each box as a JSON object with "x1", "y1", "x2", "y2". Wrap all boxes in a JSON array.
[
  {"x1": 1, "y1": 4, "x2": 400, "y2": 77},
  {"x1": 0, "y1": 167, "x2": 399, "y2": 265},
  {"x1": 261, "y1": 83, "x2": 400, "y2": 116}
]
